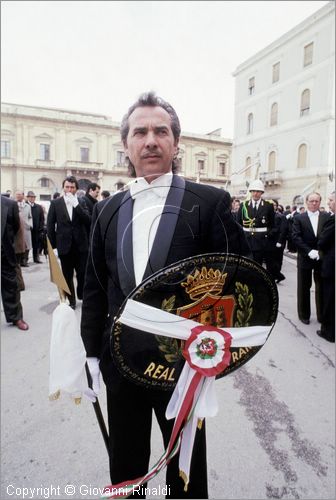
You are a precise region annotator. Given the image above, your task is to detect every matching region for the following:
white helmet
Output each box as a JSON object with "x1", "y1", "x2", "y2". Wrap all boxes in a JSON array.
[{"x1": 249, "y1": 179, "x2": 265, "y2": 192}]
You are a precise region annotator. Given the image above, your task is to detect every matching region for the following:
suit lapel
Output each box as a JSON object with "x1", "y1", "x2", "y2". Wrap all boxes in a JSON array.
[
  {"x1": 1, "y1": 201, "x2": 8, "y2": 239},
  {"x1": 143, "y1": 175, "x2": 185, "y2": 280},
  {"x1": 117, "y1": 190, "x2": 136, "y2": 296}
]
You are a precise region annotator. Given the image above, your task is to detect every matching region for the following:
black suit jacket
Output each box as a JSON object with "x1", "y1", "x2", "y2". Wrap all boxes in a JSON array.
[
  {"x1": 30, "y1": 203, "x2": 45, "y2": 233},
  {"x1": 318, "y1": 214, "x2": 335, "y2": 278},
  {"x1": 1, "y1": 196, "x2": 20, "y2": 266},
  {"x1": 292, "y1": 211, "x2": 330, "y2": 269},
  {"x1": 81, "y1": 176, "x2": 249, "y2": 385},
  {"x1": 47, "y1": 196, "x2": 91, "y2": 256}
]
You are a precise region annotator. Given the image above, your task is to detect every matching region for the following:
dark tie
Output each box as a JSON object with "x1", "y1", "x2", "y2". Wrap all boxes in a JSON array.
[{"x1": 253, "y1": 202, "x2": 257, "y2": 217}]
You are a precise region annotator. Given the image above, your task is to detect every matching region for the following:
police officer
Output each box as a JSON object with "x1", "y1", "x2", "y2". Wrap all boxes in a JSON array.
[{"x1": 237, "y1": 179, "x2": 275, "y2": 270}]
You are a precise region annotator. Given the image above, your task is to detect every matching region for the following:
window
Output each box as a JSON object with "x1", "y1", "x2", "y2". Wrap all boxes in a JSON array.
[
  {"x1": 247, "y1": 113, "x2": 253, "y2": 134},
  {"x1": 80, "y1": 147, "x2": 89, "y2": 162},
  {"x1": 40, "y1": 143, "x2": 50, "y2": 161},
  {"x1": 304, "y1": 42, "x2": 313, "y2": 67},
  {"x1": 219, "y1": 162, "x2": 226, "y2": 176},
  {"x1": 41, "y1": 178, "x2": 50, "y2": 188},
  {"x1": 197, "y1": 159, "x2": 205, "y2": 171},
  {"x1": 117, "y1": 151, "x2": 125, "y2": 165},
  {"x1": 268, "y1": 151, "x2": 276, "y2": 172},
  {"x1": 248, "y1": 77, "x2": 255, "y2": 95},
  {"x1": 297, "y1": 144, "x2": 307, "y2": 168},
  {"x1": 300, "y1": 89, "x2": 310, "y2": 116},
  {"x1": 270, "y1": 103, "x2": 278, "y2": 126},
  {"x1": 40, "y1": 194, "x2": 51, "y2": 201},
  {"x1": 245, "y1": 156, "x2": 252, "y2": 177},
  {"x1": 272, "y1": 62, "x2": 280, "y2": 83},
  {"x1": 1, "y1": 140, "x2": 11, "y2": 158}
]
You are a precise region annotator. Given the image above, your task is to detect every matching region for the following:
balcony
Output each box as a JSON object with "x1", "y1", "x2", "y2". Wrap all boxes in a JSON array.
[
  {"x1": 112, "y1": 163, "x2": 128, "y2": 174},
  {"x1": 35, "y1": 159, "x2": 55, "y2": 168},
  {"x1": 259, "y1": 170, "x2": 282, "y2": 186},
  {"x1": 0, "y1": 157, "x2": 15, "y2": 166},
  {"x1": 65, "y1": 160, "x2": 103, "y2": 173}
]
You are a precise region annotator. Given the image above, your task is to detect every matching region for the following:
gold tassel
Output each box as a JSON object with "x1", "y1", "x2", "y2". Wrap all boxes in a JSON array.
[
  {"x1": 74, "y1": 397, "x2": 82, "y2": 405},
  {"x1": 49, "y1": 390, "x2": 61, "y2": 401},
  {"x1": 197, "y1": 418, "x2": 203, "y2": 430},
  {"x1": 179, "y1": 470, "x2": 189, "y2": 492}
]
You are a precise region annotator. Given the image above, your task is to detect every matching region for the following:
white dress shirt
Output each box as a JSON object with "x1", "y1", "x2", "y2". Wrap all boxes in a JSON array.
[
  {"x1": 130, "y1": 172, "x2": 173, "y2": 286},
  {"x1": 307, "y1": 210, "x2": 319, "y2": 236}
]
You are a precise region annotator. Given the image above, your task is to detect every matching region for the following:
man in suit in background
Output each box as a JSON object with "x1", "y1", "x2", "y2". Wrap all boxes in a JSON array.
[
  {"x1": 83, "y1": 182, "x2": 101, "y2": 215},
  {"x1": 47, "y1": 175, "x2": 91, "y2": 309},
  {"x1": 81, "y1": 92, "x2": 249, "y2": 498},
  {"x1": 292, "y1": 192, "x2": 330, "y2": 325},
  {"x1": 1, "y1": 195, "x2": 29, "y2": 330},
  {"x1": 317, "y1": 192, "x2": 335, "y2": 342},
  {"x1": 26, "y1": 191, "x2": 44, "y2": 263}
]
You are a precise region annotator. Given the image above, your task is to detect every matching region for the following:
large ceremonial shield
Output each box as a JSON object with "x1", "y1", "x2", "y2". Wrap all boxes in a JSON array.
[{"x1": 111, "y1": 253, "x2": 278, "y2": 390}]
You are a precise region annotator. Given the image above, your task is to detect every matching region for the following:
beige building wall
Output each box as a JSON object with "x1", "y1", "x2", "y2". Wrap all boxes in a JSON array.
[{"x1": 1, "y1": 103, "x2": 232, "y2": 200}]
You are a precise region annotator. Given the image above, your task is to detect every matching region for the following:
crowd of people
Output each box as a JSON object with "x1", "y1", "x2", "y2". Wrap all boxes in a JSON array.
[{"x1": 1, "y1": 92, "x2": 334, "y2": 499}]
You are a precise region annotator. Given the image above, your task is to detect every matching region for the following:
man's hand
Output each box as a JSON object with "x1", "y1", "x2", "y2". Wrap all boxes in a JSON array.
[
  {"x1": 308, "y1": 249, "x2": 319, "y2": 260},
  {"x1": 86, "y1": 357, "x2": 101, "y2": 396}
]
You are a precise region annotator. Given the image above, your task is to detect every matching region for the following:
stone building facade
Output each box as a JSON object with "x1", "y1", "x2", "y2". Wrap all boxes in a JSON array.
[
  {"x1": 1, "y1": 103, "x2": 232, "y2": 201},
  {"x1": 231, "y1": 1, "x2": 335, "y2": 207}
]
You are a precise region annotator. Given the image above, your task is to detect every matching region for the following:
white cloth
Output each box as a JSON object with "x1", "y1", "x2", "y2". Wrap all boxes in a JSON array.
[
  {"x1": 49, "y1": 302, "x2": 95, "y2": 403},
  {"x1": 129, "y1": 173, "x2": 172, "y2": 286},
  {"x1": 63, "y1": 193, "x2": 79, "y2": 220},
  {"x1": 307, "y1": 210, "x2": 319, "y2": 237}
]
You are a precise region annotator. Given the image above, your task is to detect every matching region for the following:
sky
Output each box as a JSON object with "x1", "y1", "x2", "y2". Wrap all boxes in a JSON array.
[{"x1": 1, "y1": 0, "x2": 330, "y2": 137}]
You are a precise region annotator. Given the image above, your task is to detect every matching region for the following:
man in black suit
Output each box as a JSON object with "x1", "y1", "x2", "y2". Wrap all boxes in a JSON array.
[
  {"x1": 237, "y1": 179, "x2": 275, "y2": 270},
  {"x1": 1, "y1": 195, "x2": 29, "y2": 330},
  {"x1": 47, "y1": 176, "x2": 91, "y2": 309},
  {"x1": 83, "y1": 182, "x2": 100, "y2": 215},
  {"x1": 26, "y1": 191, "x2": 44, "y2": 263},
  {"x1": 80, "y1": 92, "x2": 249, "y2": 498},
  {"x1": 317, "y1": 192, "x2": 335, "y2": 342},
  {"x1": 292, "y1": 192, "x2": 330, "y2": 325}
]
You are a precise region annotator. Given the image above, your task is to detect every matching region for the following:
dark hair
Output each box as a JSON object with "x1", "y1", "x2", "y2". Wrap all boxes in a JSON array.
[
  {"x1": 62, "y1": 176, "x2": 79, "y2": 189},
  {"x1": 306, "y1": 192, "x2": 321, "y2": 202},
  {"x1": 285, "y1": 205, "x2": 290, "y2": 210},
  {"x1": 120, "y1": 91, "x2": 181, "y2": 177},
  {"x1": 53, "y1": 192, "x2": 61, "y2": 199},
  {"x1": 86, "y1": 182, "x2": 100, "y2": 194},
  {"x1": 101, "y1": 190, "x2": 110, "y2": 199}
]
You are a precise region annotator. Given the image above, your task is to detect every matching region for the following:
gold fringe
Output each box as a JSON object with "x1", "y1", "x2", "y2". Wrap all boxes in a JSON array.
[
  {"x1": 49, "y1": 390, "x2": 61, "y2": 401},
  {"x1": 179, "y1": 470, "x2": 189, "y2": 492},
  {"x1": 197, "y1": 418, "x2": 204, "y2": 430},
  {"x1": 74, "y1": 397, "x2": 82, "y2": 405}
]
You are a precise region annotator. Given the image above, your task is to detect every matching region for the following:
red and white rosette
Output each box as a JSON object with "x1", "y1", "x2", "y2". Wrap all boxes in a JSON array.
[{"x1": 102, "y1": 300, "x2": 271, "y2": 498}]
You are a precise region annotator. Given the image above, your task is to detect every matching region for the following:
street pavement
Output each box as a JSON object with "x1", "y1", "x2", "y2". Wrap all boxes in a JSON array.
[{"x1": 1, "y1": 255, "x2": 335, "y2": 500}]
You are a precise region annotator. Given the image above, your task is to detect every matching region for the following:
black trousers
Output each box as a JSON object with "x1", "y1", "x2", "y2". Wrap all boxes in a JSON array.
[
  {"x1": 31, "y1": 229, "x2": 41, "y2": 261},
  {"x1": 1, "y1": 252, "x2": 22, "y2": 323},
  {"x1": 106, "y1": 378, "x2": 208, "y2": 499},
  {"x1": 320, "y1": 277, "x2": 335, "y2": 342},
  {"x1": 59, "y1": 246, "x2": 88, "y2": 305},
  {"x1": 297, "y1": 265, "x2": 322, "y2": 323}
]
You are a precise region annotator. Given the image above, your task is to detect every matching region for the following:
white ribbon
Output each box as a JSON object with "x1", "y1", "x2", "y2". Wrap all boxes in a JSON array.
[{"x1": 118, "y1": 299, "x2": 271, "y2": 487}]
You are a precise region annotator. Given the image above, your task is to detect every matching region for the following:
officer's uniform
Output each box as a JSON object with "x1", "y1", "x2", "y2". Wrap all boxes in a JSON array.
[{"x1": 237, "y1": 180, "x2": 275, "y2": 269}]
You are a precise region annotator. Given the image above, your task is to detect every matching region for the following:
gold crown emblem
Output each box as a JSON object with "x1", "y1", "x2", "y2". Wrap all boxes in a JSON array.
[{"x1": 182, "y1": 266, "x2": 227, "y2": 300}]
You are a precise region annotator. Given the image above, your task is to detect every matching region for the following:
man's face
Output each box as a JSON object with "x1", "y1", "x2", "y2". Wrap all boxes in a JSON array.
[
  {"x1": 27, "y1": 196, "x2": 36, "y2": 204},
  {"x1": 327, "y1": 194, "x2": 335, "y2": 213},
  {"x1": 124, "y1": 106, "x2": 178, "y2": 182},
  {"x1": 15, "y1": 192, "x2": 24, "y2": 202},
  {"x1": 306, "y1": 194, "x2": 321, "y2": 213},
  {"x1": 233, "y1": 200, "x2": 240, "y2": 211},
  {"x1": 63, "y1": 181, "x2": 77, "y2": 194},
  {"x1": 89, "y1": 187, "x2": 100, "y2": 199},
  {"x1": 250, "y1": 190, "x2": 263, "y2": 201}
]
